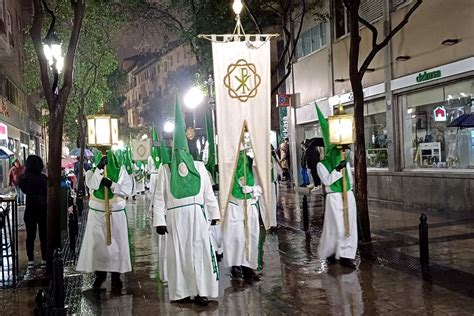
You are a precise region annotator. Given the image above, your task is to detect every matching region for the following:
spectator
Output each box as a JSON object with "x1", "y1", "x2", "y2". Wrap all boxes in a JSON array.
[
  {"x1": 9, "y1": 159, "x2": 26, "y2": 205},
  {"x1": 279, "y1": 138, "x2": 290, "y2": 182},
  {"x1": 300, "y1": 142, "x2": 310, "y2": 187},
  {"x1": 305, "y1": 139, "x2": 322, "y2": 189},
  {"x1": 19, "y1": 155, "x2": 47, "y2": 271}
]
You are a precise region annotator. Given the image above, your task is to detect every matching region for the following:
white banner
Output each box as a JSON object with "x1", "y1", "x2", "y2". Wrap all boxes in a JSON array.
[
  {"x1": 131, "y1": 139, "x2": 151, "y2": 162},
  {"x1": 212, "y1": 39, "x2": 272, "y2": 229}
]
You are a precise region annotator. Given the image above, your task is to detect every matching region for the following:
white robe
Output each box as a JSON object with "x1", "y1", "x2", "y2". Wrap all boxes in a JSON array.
[
  {"x1": 153, "y1": 161, "x2": 220, "y2": 300},
  {"x1": 147, "y1": 158, "x2": 168, "y2": 282},
  {"x1": 223, "y1": 194, "x2": 261, "y2": 269},
  {"x1": 317, "y1": 162, "x2": 358, "y2": 260},
  {"x1": 77, "y1": 166, "x2": 133, "y2": 273}
]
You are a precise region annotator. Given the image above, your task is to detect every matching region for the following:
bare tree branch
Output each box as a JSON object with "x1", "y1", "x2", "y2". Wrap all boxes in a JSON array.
[
  {"x1": 359, "y1": 0, "x2": 423, "y2": 77},
  {"x1": 271, "y1": 0, "x2": 306, "y2": 95},
  {"x1": 359, "y1": 16, "x2": 378, "y2": 49}
]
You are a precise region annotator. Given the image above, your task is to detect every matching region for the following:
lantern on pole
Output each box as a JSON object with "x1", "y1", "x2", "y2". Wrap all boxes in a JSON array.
[
  {"x1": 87, "y1": 113, "x2": 119, "y2": 246},
  {"x1": 328, "y1": 104, "x2": 355, "y2": 237}
]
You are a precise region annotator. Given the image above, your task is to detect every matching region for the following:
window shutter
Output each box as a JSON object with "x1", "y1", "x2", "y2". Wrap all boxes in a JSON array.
[
  {"x1": 391, "y1": 0, "x2": 407, "y2": 9},
  {"x1": 359, "y1": 0, "x2": 383, "y2": 22}
]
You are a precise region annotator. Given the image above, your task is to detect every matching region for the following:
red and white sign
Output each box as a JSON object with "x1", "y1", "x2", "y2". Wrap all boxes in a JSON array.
[
  {"x1": 434, "y1": 106, "x2": 447, "y2": 122},
  {"x1": 0, "y1": 123, "x2": 8, "y2": 140},
  {"x1": 276, "y1": 94, "x2": 291, "y2": 107}
]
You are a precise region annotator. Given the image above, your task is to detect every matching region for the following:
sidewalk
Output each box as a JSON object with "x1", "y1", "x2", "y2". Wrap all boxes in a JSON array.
[
  {"x1": 278, "y1": 185, "x2": 474, "y2": 298},
  {"x1": 1, "y1": 192, "x2": 473, "y2": 315}
]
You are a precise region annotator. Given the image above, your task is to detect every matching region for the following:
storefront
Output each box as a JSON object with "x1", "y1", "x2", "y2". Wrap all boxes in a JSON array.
[
  {"x1": 399, "y1": 78, "x2": 473, "y2": 170},
  {"x1": 292, "y1": 57, "x2": 474, "y2": 218}
]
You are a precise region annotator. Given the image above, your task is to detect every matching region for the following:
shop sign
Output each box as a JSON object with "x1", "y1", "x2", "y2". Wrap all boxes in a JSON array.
[
  {"x1": 276, "y1": 94, "x2": 291, "y2": 107},
  {"x1": 433, "y1": 106, "x2": 447, "y2": 122},
  {"x1": 416, "y1": 70, "x2": 442, "y2": 83},
  {"x1": 0, "y1": 123, "x2": 7, "y2": 140},
  {"x1": 279, "y1": 107, "x2": 289, "y2": 144}
]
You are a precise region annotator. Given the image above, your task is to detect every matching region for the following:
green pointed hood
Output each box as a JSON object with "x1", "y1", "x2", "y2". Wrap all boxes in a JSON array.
[
  {"x1": 316, "y1": 105, "x2": 350, "y2": 192},
  {"x1": 123, "y1": 145, "x2": 134, "y2": 175},
  {"x1": 151, "y1": 124, "x2": 161, "y2": 168},
  {"x1": 160, "y1": 140, "x2": 171, "y2": 165},
  {"x1": 170, "y1": 97, "x2": 201, "y2": 199},
  {"x1": 205, "y1": 111, "x2": 217, "y2": 183}
]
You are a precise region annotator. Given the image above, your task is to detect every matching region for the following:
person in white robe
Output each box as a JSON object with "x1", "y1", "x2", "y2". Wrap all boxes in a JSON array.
[
  {"x1": 223, "y1": 150, "x2": 262, "y2": 281},
  {"x1": 76, "y1": 151, "x2": 133, "y2": 289},
  {"x1": 153, "y1": 100, "x2": 220, "y2": 306},
  {"x1": 316, "y1": 106, "x2": 358, "y2": 268}
]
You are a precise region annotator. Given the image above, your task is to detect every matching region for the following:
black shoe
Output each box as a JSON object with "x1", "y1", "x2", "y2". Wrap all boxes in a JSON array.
[
  {"x1": 92, "y1": 277, "x2": 106, "y2": 289},
  {"x1": 216, "y1": 253, "x2": 223, "y2": 262},
  {"x1": 231, "y1": 266, "x2": 243, "y2": 280},
  {"x1": 194, "y1": 295, "x2": 209, "y2": 306},
  {"x1": 326, "y1": 255, "x2": 337, "y2": 264},
  {"x1": 172, "y1": 297, "x2": 191, "y2": 304},
  {"x1": 339, "y1": 257, "x2": 356, "y2": 269},
  {"x1": 242, "y1": 266, "x2": 260, "y2": 281},
  {"x1": 111, "y1": 273, "x2": 123, "y2": 290}
]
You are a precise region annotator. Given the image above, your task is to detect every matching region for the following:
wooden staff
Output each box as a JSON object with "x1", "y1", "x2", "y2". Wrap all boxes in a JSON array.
[
  {"x1": 101, "y1": 149, "x2": 112, "y2": 246},
  {"x1": 341, "y1": 149, "x2": 350, "y2": 237}
]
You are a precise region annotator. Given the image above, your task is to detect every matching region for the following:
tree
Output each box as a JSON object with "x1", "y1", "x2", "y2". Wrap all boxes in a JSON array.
[
  {"x1": 29, "y1": 0, "x2": 85, "y2": 271},
  {"x1": 127, "y1": 1, "x2": 324, "y2": 94},
  {"x1": 343, "y1": 0, "x2": 422, "y2": 242}
]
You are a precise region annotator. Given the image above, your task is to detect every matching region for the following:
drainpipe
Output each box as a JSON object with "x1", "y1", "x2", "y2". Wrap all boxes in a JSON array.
[{"x1": 383, "y1": 0, "x2": 397, "y2": 172}]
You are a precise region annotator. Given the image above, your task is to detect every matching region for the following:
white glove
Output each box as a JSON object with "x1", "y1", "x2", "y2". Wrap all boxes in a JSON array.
[
  {"x1": 253, "y1": 185, "x2": 263, "y2": 197},
  {"x1": 242, "y1": 185, "x2": 253, "y2": 194}
]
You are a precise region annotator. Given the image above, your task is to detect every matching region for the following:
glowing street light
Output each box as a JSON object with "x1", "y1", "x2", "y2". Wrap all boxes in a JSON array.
[
  {"x1": 164, "y1": 120, "x2": 175, "y2": 133},
  {"x1": 43, "y1": 31, "x2": 64, "y2": 73},
  {"x1": 233, "y1": 0, "x2": 243, "y2": 15},
  {"x1": 184, "y1": 86, "x2": 205, "y2": 110}
]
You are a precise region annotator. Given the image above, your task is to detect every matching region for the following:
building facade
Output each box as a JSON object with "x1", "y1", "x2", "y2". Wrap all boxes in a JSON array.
[
  {"x1": 123, "y1": 43, "x2": 197, "y2": 129},
  {"x1": 0, "y1": 0, "x2": 44, "y2": 188},
  {"x1": 288, "y1": 0, "x2": 474, "y2": 218}
]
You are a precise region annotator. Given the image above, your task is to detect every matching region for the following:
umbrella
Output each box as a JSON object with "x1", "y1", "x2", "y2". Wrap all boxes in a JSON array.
[
  {"x1": 447, "y1": 113, "x2": 474, "y2": 129},
  {"x1": 69, "y1": 148, "x2": 94, "y2": 157},
  {"x1": 305, "y1": 137, "x2": 324, "y2": 148},
  {"x1": 61, "y1": 157, "x2": 77, "y2": 169},
  {"x1": 0, "y1": 146, "x2": 14, "y2": 159}
]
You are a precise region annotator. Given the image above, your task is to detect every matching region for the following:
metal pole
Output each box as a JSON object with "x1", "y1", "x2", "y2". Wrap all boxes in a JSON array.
[{"x1": 419, "y1": 213, "x2": 429, "y2": 272}]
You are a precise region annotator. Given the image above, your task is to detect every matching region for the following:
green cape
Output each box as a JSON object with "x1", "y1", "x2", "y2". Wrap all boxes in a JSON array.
[
  {"x1": 93, "y1": 150, "x2": 121, "y2": 199},
  {"x1": 316, "y1": 105, "x2": 351, "y2": 192},
  {"x1": 151, "y1": 125, "x2": 161, "y2": 168},
  {"x1": 231, "y1": 151, "x2": 255, "y2": 200},
  {"x1": 170, "y1": 97, "x2": 201, "y2": 199},
  {"x1": 205, "y1": 111, "x2": 217, "y2": 183}
]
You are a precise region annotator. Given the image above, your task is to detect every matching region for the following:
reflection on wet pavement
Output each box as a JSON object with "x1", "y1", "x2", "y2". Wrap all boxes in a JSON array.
[{"x1": 2, "y1": 188, "x2": 474, "y2": 315}]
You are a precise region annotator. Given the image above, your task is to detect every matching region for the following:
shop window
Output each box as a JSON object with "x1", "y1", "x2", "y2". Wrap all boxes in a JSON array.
[
  {"x1": 402, "y1": 78, "x2": 474, "y2": 170},
  {"x1": 333, "y1": 100, "x2": 388, "y2": 168}
]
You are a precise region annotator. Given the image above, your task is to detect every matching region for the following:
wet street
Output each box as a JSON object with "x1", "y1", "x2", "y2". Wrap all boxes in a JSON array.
[{"x1": 2, "y1": 188, "x2": 474, "y2": 315}]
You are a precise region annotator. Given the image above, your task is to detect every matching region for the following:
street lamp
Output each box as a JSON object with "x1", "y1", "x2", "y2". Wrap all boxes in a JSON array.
[
  {"x1": 327, "y1": 104, "x2": 355, "y2": 238},
  {"x1": 43, "y1": 31, "x2": 63, "y2": 73},
  {"x1": 86, "y1": 113, "x2": 119, "y2": 246},
  {"x1": 184, "y1": 86, "x2": 205, "y2": 110},
  {"x1": 41, "y1": 0, "x2": 63, "y2": 95},
  {"x1": 163, "y1": 120, "x2": 175, "y2": 134}
]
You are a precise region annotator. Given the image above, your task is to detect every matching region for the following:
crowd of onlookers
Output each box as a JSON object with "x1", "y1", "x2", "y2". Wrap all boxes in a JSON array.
[{"x1": 275, "y1": 137, "x2": 322, "y2": 190}]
